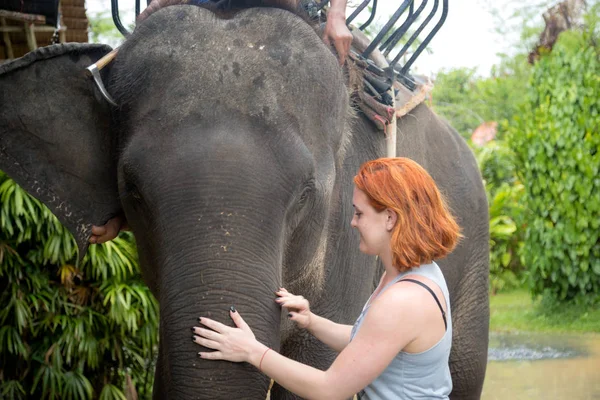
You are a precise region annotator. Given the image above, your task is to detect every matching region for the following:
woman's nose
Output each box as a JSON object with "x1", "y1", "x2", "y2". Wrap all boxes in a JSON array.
[{"x1": 350, "y1": 216, "x2": 357, "y2": 228}]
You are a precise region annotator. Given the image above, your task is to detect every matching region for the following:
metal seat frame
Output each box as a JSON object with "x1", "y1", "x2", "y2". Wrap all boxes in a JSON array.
[{"x1": 110, "y1": 0, "x2": 448, "y2": 90}]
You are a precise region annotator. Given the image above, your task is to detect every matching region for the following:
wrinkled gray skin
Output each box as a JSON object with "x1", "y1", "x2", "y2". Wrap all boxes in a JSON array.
[{"x1": 0, "y1": 6, "x2": 489, "y2": 400}]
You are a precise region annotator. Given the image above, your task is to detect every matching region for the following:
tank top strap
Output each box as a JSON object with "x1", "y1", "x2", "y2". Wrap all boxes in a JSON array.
[
  {"x1": 398, "y1": 278, "x2": 448, "y2": 331},
  {"x1": 399, "y1": 262, "x2": 451, "y2": 311}
]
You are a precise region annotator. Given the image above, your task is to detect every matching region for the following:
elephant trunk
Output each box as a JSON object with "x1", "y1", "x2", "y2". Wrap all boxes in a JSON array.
[{"x1": 150, "y1": 205, "x2": 285, "y2": 399}]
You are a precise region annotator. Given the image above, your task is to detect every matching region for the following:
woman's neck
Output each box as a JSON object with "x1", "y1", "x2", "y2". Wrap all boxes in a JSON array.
[{"x1": 379, "y1": 250, "x2": 401, "y2": 285}]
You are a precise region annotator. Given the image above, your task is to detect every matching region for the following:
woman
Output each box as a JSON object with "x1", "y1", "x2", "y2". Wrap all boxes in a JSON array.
[{"x1": 191, "y1": 157, "x2": 461, "y2": 399}]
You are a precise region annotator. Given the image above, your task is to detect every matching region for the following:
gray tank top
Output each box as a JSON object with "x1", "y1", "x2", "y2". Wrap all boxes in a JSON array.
[{"x1": 349, "y1": 262, "x2": 452, "y2": 400}]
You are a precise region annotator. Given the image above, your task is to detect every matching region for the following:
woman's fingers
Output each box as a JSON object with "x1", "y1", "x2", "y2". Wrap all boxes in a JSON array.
[
  {"x1": 198, "y1": 351, "x2": 224, "y2": 360},
  {"x1": 192, "y1": 335, "x2": 221, "y2": 350},
  {"x1": 192, "y1": 327, "x2": 220, "y2": 341},
  {"x1": 190, "y1": 308, "x2": 259, "y2": 364},
  {"x1": 275, "y1": 291, "x2": 304, "y2": 302},
  {"x1": 276, "y1": 295, "x2": 309, "y2": 307},
  {"x1": 275, "y1": 291, "x2": 294, "y2": 299},
  {"x1": 276, "y1": 288, "x2": 298, "y2": 297},
  {"x1": 198, "y1": 317, "x2": 227, "y2": 333},
  {"x1": 230, "y1": 309, "x2": 250, "y2": 332},
  {"x1": 287, "y1": 312, "x2": 310, "y2": 328},
  {"x1": 278, "y1": 299, "x2": 308, "y2": 310},
  {"x1": 288, "y1": 312, "x2": 306, "y2": 322},
  {"x1": 274, "y1": 294, "x2": 289, "y2": 303}
]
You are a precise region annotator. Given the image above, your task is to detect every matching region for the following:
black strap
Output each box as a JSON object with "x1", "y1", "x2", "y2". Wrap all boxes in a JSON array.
[{"x1": 399, "y1": 278, "x2": 447, "y2": 331}]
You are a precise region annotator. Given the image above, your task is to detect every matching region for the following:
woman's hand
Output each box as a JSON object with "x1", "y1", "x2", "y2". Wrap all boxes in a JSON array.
[
  {"x1": 192, "y1": 308, "x2": 263, "y2": 363},
  {"x1": 275, "y1": 288, "x2": 313, "y2": 329}
]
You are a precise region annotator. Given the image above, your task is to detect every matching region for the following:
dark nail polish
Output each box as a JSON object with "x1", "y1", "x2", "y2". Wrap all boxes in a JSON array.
[
  {"x1": 287, "y1": 313, "x2": 292, "y2": 318},
  {"x1": 230, "y1": 306, "x2": 237, "y2": 313},
  {"x1": 198, "y1": 353, "x2": 202, "y2": 358},
  {"x1": 191, "y1": 336, "x2": 196, "y2": 342},
  {"x1": 198, "y1": 317, "x2": 202, "y2": 322},
  {"x1": 191, "y1": 327, "x2": 195, "y2": 333}
]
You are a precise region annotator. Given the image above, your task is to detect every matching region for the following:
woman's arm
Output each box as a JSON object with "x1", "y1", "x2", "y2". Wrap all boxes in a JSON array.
[
  {"x1": 305, "y1": 313, "x2": 352, "y2": 353},
  {"x1": 194, "y1": 287, "x2": 421, "y2": 400},
  {"x1": 276, "y1": 289, "x2": 351, "y2": 352}
]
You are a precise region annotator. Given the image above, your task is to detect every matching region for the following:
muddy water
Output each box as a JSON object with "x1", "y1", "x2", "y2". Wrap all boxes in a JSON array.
[{"x1": 482, "y1": 332, "x2": 600, "y2": 400}]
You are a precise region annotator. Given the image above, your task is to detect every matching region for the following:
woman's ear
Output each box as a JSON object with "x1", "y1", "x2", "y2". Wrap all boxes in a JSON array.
[{"x1": 386, "y1": 209, "x2": 398, "y2": 231}]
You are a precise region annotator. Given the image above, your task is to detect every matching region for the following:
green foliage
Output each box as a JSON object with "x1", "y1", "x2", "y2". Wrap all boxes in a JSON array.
[
  {"x1": 430, "y1": 68, "x2": 485, "y2": 137},
  {"x1": 0, "y1": 171, "x2": 159, "y2": 399},
  {"x1": 475, "y1": 136, "x2": 518, "y2": 190},
  {"x1": 431, "y1": 53, "x2": 531, "y2": 140},
  {"x1": 487, "y1": 181, "x2": 525, "y2": 293},
  {"x1": 508, "y1": 27, "x2": 600, "y2": 304},
  {"x1": 473, "y1": 141, "x2": 526, "y2": 294},
  {"x1": 87, "y1": 11, "x2": 130, "y2": 48},
  {"x1": 431, "y1": 59, "x2": 531, "y2": 293}
]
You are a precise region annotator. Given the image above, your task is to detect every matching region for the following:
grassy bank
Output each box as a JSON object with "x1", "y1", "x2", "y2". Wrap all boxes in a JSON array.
[{"x1": 489, "y1": 289, "x2": 600, "y2": 334}]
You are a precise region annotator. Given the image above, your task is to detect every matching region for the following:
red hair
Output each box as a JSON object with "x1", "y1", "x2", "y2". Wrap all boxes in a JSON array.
[{"x1": 353, "y1": 158, "x2": 461, "y2": 271}]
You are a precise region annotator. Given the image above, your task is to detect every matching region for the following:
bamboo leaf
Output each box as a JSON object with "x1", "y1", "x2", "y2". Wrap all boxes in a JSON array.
[
  {"x1": 99, "y1": 384, "x2": 127, "y2": 400},
  {"x1": 0, "y1": 167, "x2": 157, "y2": 397},
  {"x1": 14, "y1": 186, "x2": 23, "y2": 216}
]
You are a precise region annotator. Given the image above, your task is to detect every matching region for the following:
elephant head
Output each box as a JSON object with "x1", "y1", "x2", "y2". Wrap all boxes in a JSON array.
[{"x1": 1, "y1": 5, "x2": 352, "y2": 399}]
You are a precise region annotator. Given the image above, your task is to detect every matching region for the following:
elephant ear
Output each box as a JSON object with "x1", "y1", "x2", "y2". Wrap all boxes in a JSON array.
[{"x1": 0, "y1": 43, "x2": 119, "y2": 259}]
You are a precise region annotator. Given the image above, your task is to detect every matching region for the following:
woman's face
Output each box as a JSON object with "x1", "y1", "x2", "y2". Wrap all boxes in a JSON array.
[{"x1": 351, "y1": 187, "x2": 392, "y2": 256}]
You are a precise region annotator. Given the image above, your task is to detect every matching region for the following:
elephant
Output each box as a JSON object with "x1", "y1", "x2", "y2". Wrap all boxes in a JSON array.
[{"x1": 0, "y1": 4, "x2": 489, "y2": 400}]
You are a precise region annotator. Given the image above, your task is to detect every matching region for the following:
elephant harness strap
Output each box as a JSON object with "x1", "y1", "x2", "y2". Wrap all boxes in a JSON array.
[{"x1": 349, "y1": 30, "x2": 434, "y2": 157}]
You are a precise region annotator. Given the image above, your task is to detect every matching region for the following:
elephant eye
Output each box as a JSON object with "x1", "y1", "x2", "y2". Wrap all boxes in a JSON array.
[
  {"x1": 298, "y1": 180, "x2": 315, "y2": 207},
  {"x1": 124, "y1": 181, "x2": 143, "y2": 202}
]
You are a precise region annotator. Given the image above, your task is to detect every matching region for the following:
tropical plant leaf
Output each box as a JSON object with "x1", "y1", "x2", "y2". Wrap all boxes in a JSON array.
[
  {"x1": 0, "y1": 177, "x2": 158, "y2": 397},
  {"x1": 507, "y1": 21, "x2": 600, "y2": 304}
]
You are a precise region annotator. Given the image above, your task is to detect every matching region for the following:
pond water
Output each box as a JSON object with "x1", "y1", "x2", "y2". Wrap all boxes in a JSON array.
[{"x1": 482, "y1": 332, "x2": 600, "y2": 399}]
